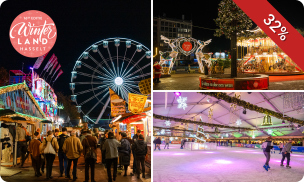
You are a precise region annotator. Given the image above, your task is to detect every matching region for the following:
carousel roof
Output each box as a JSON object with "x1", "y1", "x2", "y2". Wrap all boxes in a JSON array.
[{"x1": 153, "y1": 92, "x2": 304, "y2": 138}]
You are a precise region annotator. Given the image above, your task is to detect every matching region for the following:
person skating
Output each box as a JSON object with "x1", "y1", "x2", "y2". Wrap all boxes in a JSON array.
[
  {"x1": 279, "y1": 142, "x2": 284, "y2": 154},
  {"x1": 118, "y1": 132, "x2": 131, "y2": 177},
  {"x1": 281, "y1": 139, "x2": 293, "y2": 168},
  {"x1": 82, "y1": 130, "x2": 97, "y2": 182},
  {"x1": 154, "y1": 137, "x2": 161, "y2": 151},
  {"x1": 262, "y1": 137, "x2": 273, "y2": 171},
  {"x1": 153, "y1": 60, "x2": 162, "y2": 83},
  {"x1": 131, "y1": 129, "x2": 141, "y2": 176},
  {"x1": 40, "y1": 130, "x2": 59, "y2": 180},
  {"x1": 132, "y1": 134, "x2": 147, "y2": 179},
  {"x1": 58, "y1": 127, "x2": 69, "y2": 177},
  {"x1": 164, "y1": 137, "x2": 170, "y2": 149},
  {"x1": 28, "y1": 132, "x2": 42, "y2": 177},
  {"x1": 102, "y1": 132, "x2": 121, "y2": 182},
  {"x1": 62, "y1": 130, "x2": 83, "y2": 181}
]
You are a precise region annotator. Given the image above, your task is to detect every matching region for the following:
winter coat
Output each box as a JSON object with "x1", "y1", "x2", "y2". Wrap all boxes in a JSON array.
[
  {"x1": 118, "y1": 138, "x2": 131, "y2": 166},
  {"x1": 165, "y1": 138, "x2": 170, "y2": 144},
  {"x1": 153, "y1": 63, "x2": 162, "y2": 78},
  {"x1": 102, "y1": 139, "x2": 121, "y2": 159},
  {"x1": 98, "y1": 136, "x2": 106, "y2": 149},
  {"x1": 118, "y1": 138, "x2": 131, "y2": 156},
  {"x1": 40, "y1": 135, "x2": 59, "y2": 154},
  {"x1": 82, "y1": 135, "x2": 97, "y2": 158},
  {"x1": 16, "y1": 126, "x2": 26, "y2": 141},
  {"x1": 132, "y1": 139, "x2": 147, "y2": 156},
  {"x1": 282, "y1": 143, "x2": 292, "y2": 153},
  {"x1": 28, "y1": 138, "x2": 41, "y2": 158},
  {"x1": 62, "y1": 135, "x2": 83, "y2": 159},
  {"x1": 262, "y1": 141, "x2": 273, "y2": 152},
  {"x1": 58, "y1": 134, "x2": 69, "y2": 153},
  {"x1": 155, "y1": 138, "x2": 161, "y2": 144}
]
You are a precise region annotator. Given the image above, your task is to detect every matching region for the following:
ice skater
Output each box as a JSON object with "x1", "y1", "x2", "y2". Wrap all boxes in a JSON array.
[
  {"x1": 279, "y1": 142, "x2": 284, "y2": 154},
  {"x1": 281, "y1": 139, "x2": 292, "y2": 168},
  {"x1": 262, "y1": 137, "x2": 273, "y2": 171},
  {"x1": 154, "y1": 137, "x2": 161, "y2": 151},
  {"x1": 164, "y1": 137, "x2": 170, "y2": 149}
]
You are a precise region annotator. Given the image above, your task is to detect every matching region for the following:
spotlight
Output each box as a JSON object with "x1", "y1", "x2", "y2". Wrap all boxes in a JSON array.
[
  {"x1": 174, "y1": 92, "x2": 181, "y2": 97},
  {"x1": 207, "y1": 98, "x2": 213, "y2": 103},
  {"x1": 282, "y1": 120, "x2": 285, "y2": 124},
  {"x1": 243, "y1": 109, "x2": 246, "y2": 114}
]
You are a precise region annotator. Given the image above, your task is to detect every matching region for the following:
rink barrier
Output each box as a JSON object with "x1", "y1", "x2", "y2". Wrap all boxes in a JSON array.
[
  {"x1": 241, "y1": 144, "x2": 304, "y2": 153},
  {"x1": 185, "y1": 142, "x2": 217, "y2": 151}
]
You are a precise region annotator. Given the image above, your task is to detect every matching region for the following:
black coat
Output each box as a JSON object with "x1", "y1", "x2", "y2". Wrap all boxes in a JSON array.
[
  {"x1": 154, "y1": 138, "x2": 161, "y2": 144},
  {"x1": 132, "y1": 140, "x2": 147, "y2": 156},
  {"x1": 118, "y1": 139, "x2": 131, "y2": 166},
  {"x1": 58, "y1": 134, "x2": 69, "y2": 152}
]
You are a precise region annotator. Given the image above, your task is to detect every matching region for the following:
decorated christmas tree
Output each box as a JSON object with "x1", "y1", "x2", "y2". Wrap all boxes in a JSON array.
[
  {"x1": 196, "y1": 125, "x2": 207, "y2": 142},
  {"x1": 214, "y1": 0, "x2": 253, "y2": 77}
]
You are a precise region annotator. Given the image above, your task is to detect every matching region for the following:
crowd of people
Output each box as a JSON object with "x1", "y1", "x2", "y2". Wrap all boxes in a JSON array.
[{"x1": 17, "y1": 124, "x2": 148, "y2": 182}]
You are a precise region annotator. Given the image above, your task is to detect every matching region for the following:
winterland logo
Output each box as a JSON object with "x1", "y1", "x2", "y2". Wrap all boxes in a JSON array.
[{"x1": 9, "y1": 10, "x2": 57, "y2": 58}]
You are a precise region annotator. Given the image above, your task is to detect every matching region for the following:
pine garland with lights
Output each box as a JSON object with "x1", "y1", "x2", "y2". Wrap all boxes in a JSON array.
[
  {"x1": 199, "y1": 92, "x2": 304, "y2": 125},
  {"x1": 153, "y1": 126, "x2": 220, "y2": 134},
  {"x1": 153, "y1": 114, "x2": 252, "y2": 131}
]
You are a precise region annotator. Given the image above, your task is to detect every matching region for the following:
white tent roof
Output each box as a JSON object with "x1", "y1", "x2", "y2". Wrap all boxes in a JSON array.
[{"x1": 153, "y1": 92, "x2": 304, "y2": 138}]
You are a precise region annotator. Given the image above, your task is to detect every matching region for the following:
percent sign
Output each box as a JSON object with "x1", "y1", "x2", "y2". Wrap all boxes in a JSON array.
[{"x1": 279, "y1": 27, "x2": 288, "y2": 41}]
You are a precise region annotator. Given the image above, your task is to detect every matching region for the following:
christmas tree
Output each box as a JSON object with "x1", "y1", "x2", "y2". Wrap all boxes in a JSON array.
[
  {"x1": 214, "y1": 0, "x2": 253, "y2": 78},
  {"x1": 196, "y1": 125, "x2": 207, "y2": 142}
]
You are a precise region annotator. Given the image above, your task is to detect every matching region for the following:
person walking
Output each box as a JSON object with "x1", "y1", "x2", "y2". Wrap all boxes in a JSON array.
[
  {"x1": 164, "y1": 137, "x2": 170, "y2": 149},
  {"x1": 62, "y1": 130, "x2": 83, "y2": 181},
  {"x1": 54, "y1": 129, "x2": 60, "y2": 140},
  {"x1": 98, "y1": 130, "x2": 108, "y2": 165},
  {"x1": 28, "y1": 132, "x2": 42, "y2": 177},
  {"x1": 132, "y1": 134, "x2": 147, "y2": 179},
  {"x1": 279, "y1": 142, "x2": 284, "y2": 154},
  {"x1": 58, "y1": 127, "x2": 69, "y2": 177},
  {"x1": 154, "y1": 137, "x2": 161, "y2": 151},
  {"x1": 131, "y1": 130, "x2": 141, "y2": 176},
  {"x1": 40, "y1": 130, "x2": 59, "y2": 179},
  {"x1": 82, "y1": 130, "x2": 97, "y2": 182},
  {"x1": 102, "y1": 132, "x2": 121, "y2": 182},
  {"x1": 262, "y1": 137, "x2": 273, "y2": 171},
  {"x1": 16, "y1": 123, "x2": 30, "y2": 167},
  {"x1": 118, "y1": 132, "x2": 131, "y2": 176},
  {"x1": 281, "y1": 139, "x2": 293, "y2": 168}
]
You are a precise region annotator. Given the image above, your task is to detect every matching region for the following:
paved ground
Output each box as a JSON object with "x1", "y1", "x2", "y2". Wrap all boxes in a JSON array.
[
  {"x1": 153, "y1": 73, "x2": 304, "y2": 90},
  {"x1": 154, "y1": 144, "x2": 304, "y2": 182},
  {"x1": 2, "y1": 149, "x2": 151, "y2": 182}
]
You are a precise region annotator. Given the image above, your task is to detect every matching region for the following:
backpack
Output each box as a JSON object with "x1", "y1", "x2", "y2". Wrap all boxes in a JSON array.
[
  {"x1": 84, "y1": 138, "x2": 97, "y2": 160},
  {"x1": 44, "y1": 138, "x2": 56, "y2": 154}
]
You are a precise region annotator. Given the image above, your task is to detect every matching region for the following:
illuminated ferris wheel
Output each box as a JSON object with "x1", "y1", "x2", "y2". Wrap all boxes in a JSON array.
[{"x1": 70, "y1": 38, "x2": 151, "y2": 123}]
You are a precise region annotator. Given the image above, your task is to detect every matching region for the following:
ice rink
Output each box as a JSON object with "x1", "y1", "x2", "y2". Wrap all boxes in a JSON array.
[{"x1": 153, "y1": 144, "x2": 304, "y2": 182}]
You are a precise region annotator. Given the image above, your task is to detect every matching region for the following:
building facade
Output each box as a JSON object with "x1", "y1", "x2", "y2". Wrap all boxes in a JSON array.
[{"x1": 153, "y1": 15, "x2": 193, "y2": 61}]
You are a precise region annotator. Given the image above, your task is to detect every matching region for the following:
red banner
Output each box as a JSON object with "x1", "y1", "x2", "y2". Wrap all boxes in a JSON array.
[
  {"x1": 233, "y1": 0, "x2": 304, "y2": 70},
  {"x1": 122, "y1": 113, "x2": 146, "y2": 124},
  {"x1": 43, "y1": 54, "x2": 56, "y2": 71}
]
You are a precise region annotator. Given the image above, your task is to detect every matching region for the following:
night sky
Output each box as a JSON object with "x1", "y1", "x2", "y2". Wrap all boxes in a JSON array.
[
  {"x1": 154, "y1": 0, "x2": 304, "y2": 52},
  {"x1": 0, "y1": 0, "x2": 151, "y2": 118}
]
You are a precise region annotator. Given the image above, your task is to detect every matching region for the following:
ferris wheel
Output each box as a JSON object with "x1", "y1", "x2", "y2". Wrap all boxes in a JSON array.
[{"x1": 69, "y1": 38, "x2": 151, "y2": 123}]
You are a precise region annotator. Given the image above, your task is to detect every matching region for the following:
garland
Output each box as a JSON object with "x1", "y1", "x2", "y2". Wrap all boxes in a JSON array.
[
  {"x1": 153, "y1": 126, "x2": 221, "y2": 134},
  {"x1": 199, "y1": 92, "x2": 304, "y2": 125},
  {"x1": 153, "y1": 114, "x2": 252, "y2": 131}
]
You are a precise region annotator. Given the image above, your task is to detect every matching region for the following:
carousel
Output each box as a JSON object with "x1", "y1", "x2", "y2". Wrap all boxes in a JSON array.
[{"x1": 238, "y1": 27, "x2": 303, "y2": 75}]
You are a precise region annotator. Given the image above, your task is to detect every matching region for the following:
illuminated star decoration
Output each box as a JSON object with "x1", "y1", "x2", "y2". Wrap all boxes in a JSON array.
[
  {"x1": 177, "y1": 96, "x2": 188, "y2": 110},
  {"x1": 225, "y1": 133, "x2": 229, "y2": 137},
  {"x1": 161, "y1": 129, "x2": 165, "y2": 135},
  {"x1": 267, "y1": 129, "x2": 273, "y2": 135},
  {"x1": 165, "y1": 120, "x2": 171, "y2": 126},
  {"x1": 236, "y1": 119, "x2": 242, "y2": 126}
]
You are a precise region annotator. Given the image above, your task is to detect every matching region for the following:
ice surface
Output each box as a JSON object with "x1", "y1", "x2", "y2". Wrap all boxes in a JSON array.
[{"x1": 153, "y1": 144, "x2": 304, "y2": 182}]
